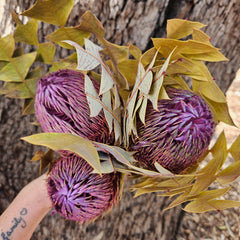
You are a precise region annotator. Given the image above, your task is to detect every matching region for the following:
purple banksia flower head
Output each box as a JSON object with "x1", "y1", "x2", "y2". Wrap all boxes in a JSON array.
[
  {"x1": 35, "y1": 69, "x2": 114, "y2": 144},
  {"x1": 47, "y1": 152, "x2": 120, "y2": 223},
  {"x1": 132, "y1": 88, "x2": 215, "y2": 174}
]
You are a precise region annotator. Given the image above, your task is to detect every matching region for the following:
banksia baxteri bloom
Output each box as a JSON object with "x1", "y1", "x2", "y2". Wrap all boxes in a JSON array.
[
  {"x1": 35, "y1": 69, "x2": 114, "y2": 144},
  {"x1": 132, "y1": 88, "x2": 215, "y2": 174},
  {"x1": 47, "y1": 152, "x2": 120, "y2": 222}
]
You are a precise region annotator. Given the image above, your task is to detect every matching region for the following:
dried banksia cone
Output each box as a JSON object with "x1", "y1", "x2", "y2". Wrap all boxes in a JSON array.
[
  {"x1": 132, "y1": 88, "x2": 215, "y2": 174},
  {"x1": 47, "y1": 152, "x2": 121, "y2": 222},
  {"x1": 35, "y1": 69, "x2": 114, "y2": 144}
]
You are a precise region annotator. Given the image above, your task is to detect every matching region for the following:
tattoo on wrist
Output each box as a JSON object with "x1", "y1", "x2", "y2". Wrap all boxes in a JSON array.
[{"x1": 1, "y1": 208, "x2": 28, "y2": 240}]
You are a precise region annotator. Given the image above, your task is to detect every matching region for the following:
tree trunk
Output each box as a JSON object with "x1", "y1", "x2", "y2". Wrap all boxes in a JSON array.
[{"x1": 0, "y1": 1, "x2": 239, "y2": 239}]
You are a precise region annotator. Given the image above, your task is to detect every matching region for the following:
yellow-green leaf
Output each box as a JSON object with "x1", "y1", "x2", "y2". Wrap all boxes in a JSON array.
[
  {"x1": 21, "y1": 0, "x2": 74, "y2": 26},
  {"x1": 21, "y1": 132, "x2": 101, "y2": 174},
  {"x1": 167, "y1": 19, "x2": 206, "y2": 39},
  {"x1": 211, "y1": 131, "x2": 227, "y2": 161},
  {"x1": 37, "y1": 42, "x2": 56, "y2": 64},
  {"x1": 192, "y1": 79, "x2": 226, "y2": 103},
  {"x1": 217, "y1": 160, "x2": 240, "y2": 185},
  {"x1": 46, "y1": 27, "x2": 90, "y2": 49},
  {"x1": 192, "y1": 28, "x2": 211, "y2": 44},
  {"x1": 229, "y1": 135, "x2": 240, "y2": 161},
  {"x1": 0, "y1": 34, "x2": 15, "y2": 61},
  {"x1": 128, "y1": 44, "x2": 142, "y2": 60},
  {"x1": 0, "y1": 52, "x2": 36, "y2": 82},
  {"x1": 22, "y1": 98, "x2": 35, "y2": 115},
  {"x1": 14, "y1": 19, "x2": 38, "y2": 45},
  {"x1": 118, "y1": 59, "x2": 138, "y2": 87},
  {"x1": 184, "y1": 199, "x2": 240, "y2": 213},
  {"x1": 203, "y1": 96, "x2": 236, "y2": 126}
]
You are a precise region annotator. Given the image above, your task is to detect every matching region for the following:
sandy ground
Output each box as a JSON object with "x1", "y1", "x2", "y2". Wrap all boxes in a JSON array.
[{"x1": 178, "y1": 69, "x2": 240, "y2": 240}]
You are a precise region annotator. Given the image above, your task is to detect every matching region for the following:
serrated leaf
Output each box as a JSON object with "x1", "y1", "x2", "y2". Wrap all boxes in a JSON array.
[
  {"x1": 77, "y1": 11, "x2": 105, "y2": 40},
  {"x1": 64, "y1": 39, "x2": 102, "y2": 71},
  {"x1": 0, "y1": 52, "x2": 36, "y2": 82},
  {"x1": 102, "y1": 91, "x2": 113, "y2": 132},
  {"x1": 0, "y1": 34, "x2": 15, "y2": 61},
  {"x1": 229, "y1": 135, "x2": 240, "y2": 161},
  {"x1": 46, "y1": 27, "x2": 90, "y2": 49},
  {"x1": 21, "y1": 132, "x2": 101, "y2": 174},
  {"x1": 14, "y1": 19, "x2": 38, "y2": 45},
  {"x1": 100, "y1": 64, "x2": 114, "y2": 94},
  {"x1": 138, "y1": 97, "x2": 148, "y2": 124},
  {"x1": 21, "y1": 0, "x2": 74, "y2": 26},
  {"x1": 37, "y1": 42, "x2": 56, "y2": 64},
  {"x1": 147, "y1": 48, "x2": 175, "y2": 109},
  {"x1": 84, "y1": 74, "x2": 102, "y2": 117},
  {"x1": 217, "y1": 160, "x2": 240, "y2": 185},
  {"x1": 167, "y1": 19, "x2": 206, "y2": 39}
]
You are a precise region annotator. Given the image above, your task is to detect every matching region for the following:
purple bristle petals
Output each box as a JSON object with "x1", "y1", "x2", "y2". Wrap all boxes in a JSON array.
[
  {"x1": 132, "y1": 88, "x2": 215, "y2": 174},
  {"x1": 35, "y1": 69, "x2": 114, "y2": 144},
  {"x1": 47, "y1": 152, "x2": 120, "y2": 223}
]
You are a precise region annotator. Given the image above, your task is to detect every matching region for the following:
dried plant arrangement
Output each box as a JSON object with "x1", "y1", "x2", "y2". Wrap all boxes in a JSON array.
[{"x1": 1, "y1": 0, "x2": 240, "y2": 223}]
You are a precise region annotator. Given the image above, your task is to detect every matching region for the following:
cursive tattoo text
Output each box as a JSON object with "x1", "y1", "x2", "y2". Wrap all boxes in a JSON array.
[{"x1": 1, "y1": 208, "x2": 28, "y2": 240}]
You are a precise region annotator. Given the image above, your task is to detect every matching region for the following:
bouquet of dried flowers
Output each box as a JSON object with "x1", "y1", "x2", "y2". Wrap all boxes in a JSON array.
[{"x1": 1, "y1": 0, "x2": 240, "y2": 223}]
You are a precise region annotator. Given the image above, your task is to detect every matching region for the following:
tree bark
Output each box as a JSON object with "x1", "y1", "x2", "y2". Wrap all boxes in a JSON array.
[{"x1": 0, "y1": 1, "x2": 239, "y2": 240}]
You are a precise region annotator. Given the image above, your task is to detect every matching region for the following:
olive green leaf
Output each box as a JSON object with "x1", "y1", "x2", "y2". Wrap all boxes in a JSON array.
[
  {"x1": 203, "y1": 95, "x2": 236, "y2": 126},
  {"x1": 13, "y1": 47, "x2": 24, "y2": 58},
  {"x1": 21, "y1": 132, "x2": 101, "y2": 174},
  {"x1": 37, "y1": 42, "x2": 56, "y2": 64},
  {"x1": 0, "y1": 34, "x2": 15, "y2": 61},
  {"x1": 22, "y1": 98, "x2": 35, "y2": 115},
  {"x1": 167, "y1": 19, "x2": 206, "y2": 39},
  {"x1": 228, "y1": 135, "x2": 240, "y2": 161},
  {"x1": 11, "y1": 11, "x2": 22, "y2": 25},
  {"x1": 21, "y1": 0, "x2": 74, "y2": 26},
  {"x1": 31, "y1": 149, "x2": 54, "y2": 173},
  {"x1": 217, "y1": 160, "x2": 240, "y2": 185},
  {"x1": 184, "y1": 199, "x2": 240, "y2": 213},
  {"x1": 46, "y1": 27, "x2": 90, "y2": 49},
  {"x1": 0, "y1": 52, "x2": 36, "y2": 82},
  {"x1": 14, "y1": 19, "x2": 38, "y2": 45},
  {"x1": 77, "y1": 11, "x2": 105, "y2": 40}
]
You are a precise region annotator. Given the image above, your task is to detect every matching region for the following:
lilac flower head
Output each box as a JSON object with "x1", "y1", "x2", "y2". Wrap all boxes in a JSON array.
[
  {"x1": 47, "y1": 152, "x2": 120, "y2": 222},
  {"x1": 132, "y1": 88, "x2": 215, "y2": 174},
  {"x1": 35, "y1": 69, "x2": 114, "y2": 144}
]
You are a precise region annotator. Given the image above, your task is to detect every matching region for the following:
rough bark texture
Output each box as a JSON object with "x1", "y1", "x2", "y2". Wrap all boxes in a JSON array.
[{"x1": 0, "y1": 1, "x2": 239, "y2": 240}]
